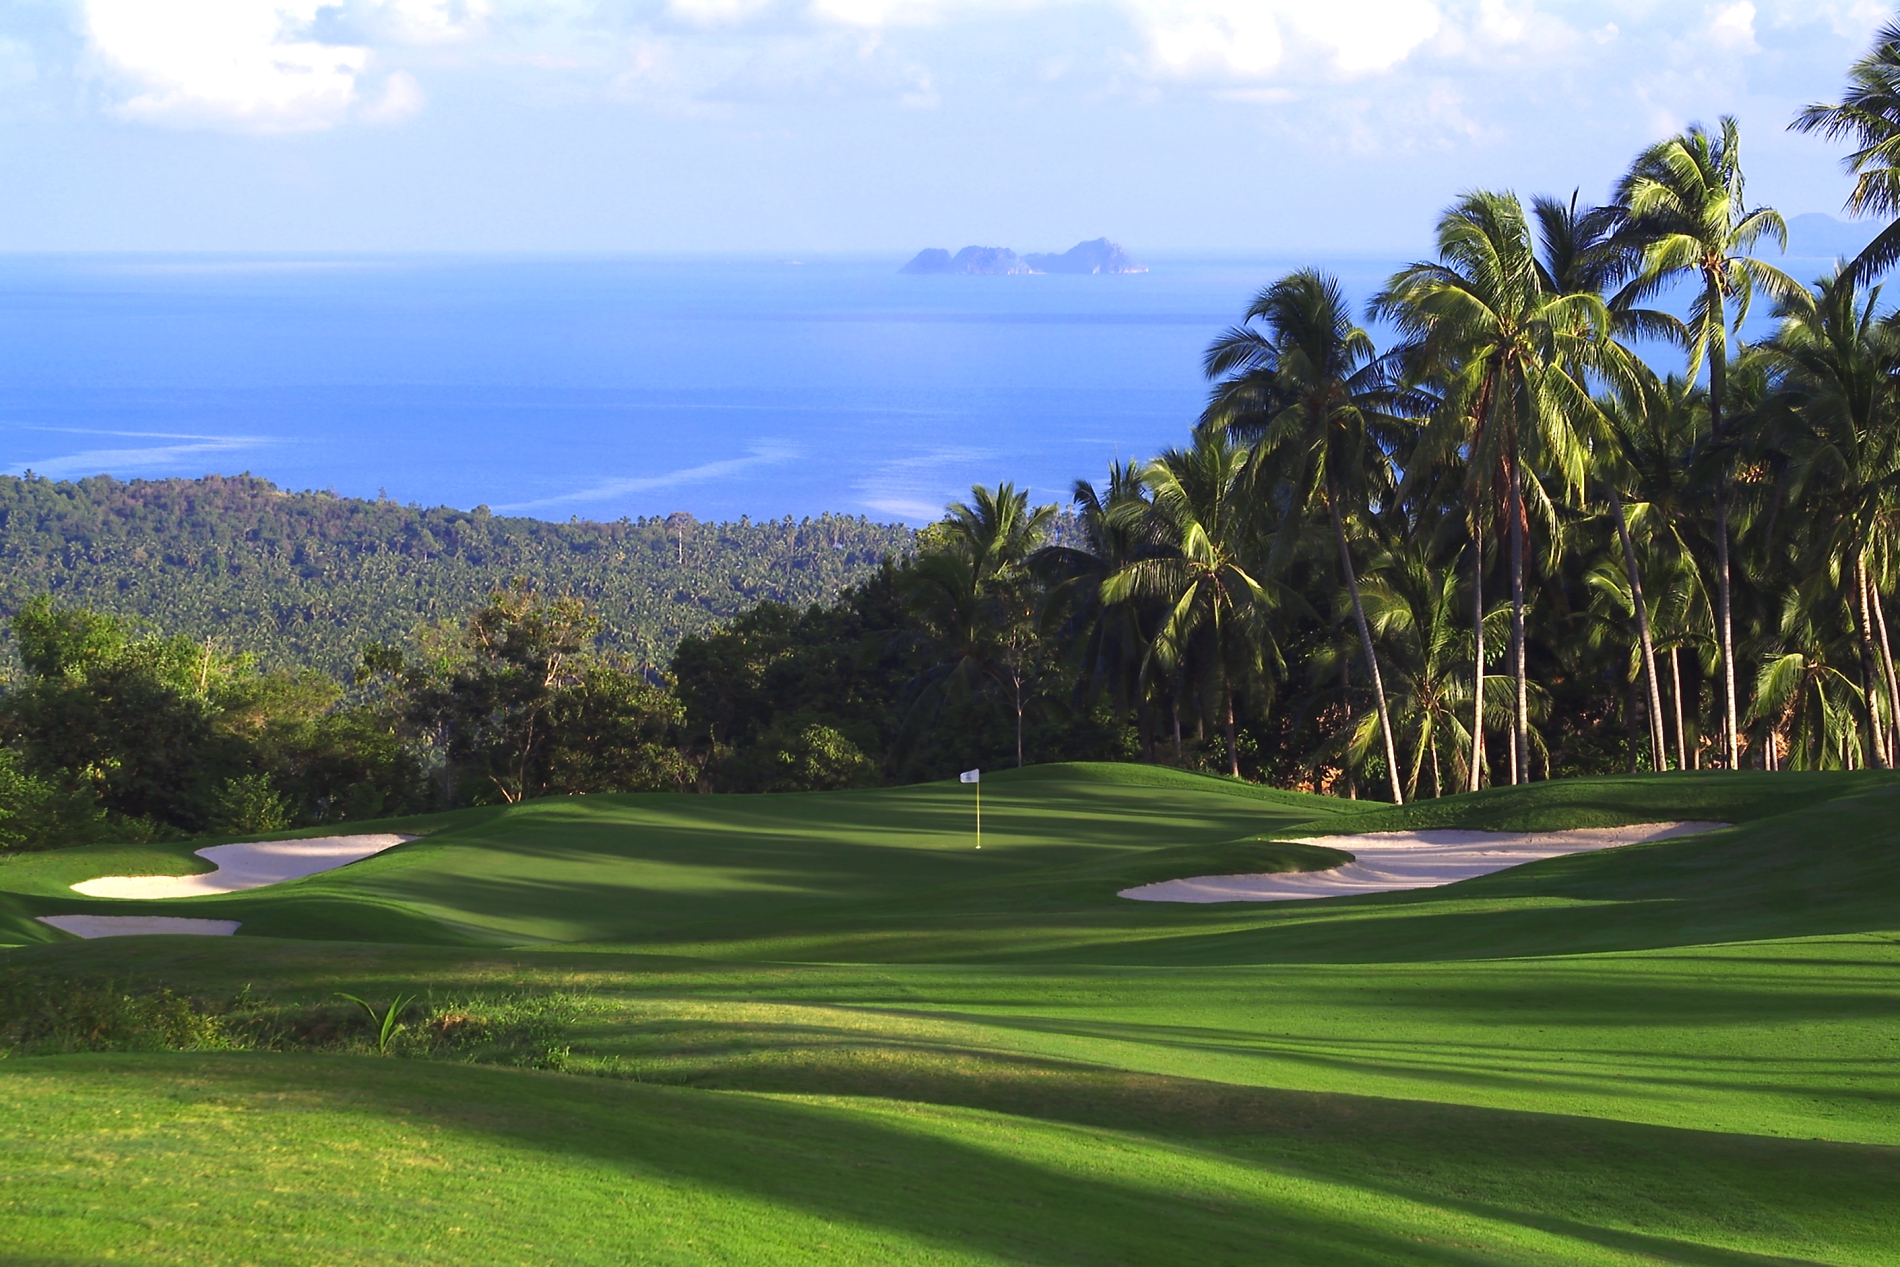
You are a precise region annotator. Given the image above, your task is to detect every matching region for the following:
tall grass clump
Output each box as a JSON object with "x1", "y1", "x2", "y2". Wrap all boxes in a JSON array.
[
  {"x1": 0, "y1": 971, "x2": 229, "y2": 1054},
  {"x1": 0, "y1": 972, "x2": 574, "y2": 1069}
]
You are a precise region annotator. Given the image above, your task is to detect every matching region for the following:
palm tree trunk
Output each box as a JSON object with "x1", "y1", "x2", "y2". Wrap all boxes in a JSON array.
[
  {"x1": 1609, "y1": 484, "x2": 1668, "y2": 770},
  {"x1": 1508, "y1": 457, "x2": 1529, "y2": 784},
  {"x1": 1224, "y1": 683, "x2": 1240, "y2": 779},
  {"x1": 1669, "y1": 646, "x2": 1688, "y2": 771},
  {"x1": 1713, "y1": 498, "x2": 1741, "y2": 769},
  {"x1": 1854, "y1": 554, "x2": 1890, "y2": 769},
  {"x1": 1340, "y1": 659, "x2": 1357, "y2": 799},
  {"x1": 1468, "y1": 517, "x2": 1486, "y2": 793},
  {"x1": 1428, "y1": 731, "x2": 1442, "y2": 799},
  {"x1": 1464, "y1": 364, "x2": 1498, "y2": 795},
  {"x1": 1011, "y1": 662, "x2": 1027, "y2": 769},
  {"x1": 1172, "y1": 690, "x2": 1183, "y2": 762},
  {"x1": 1328, "y1": 491, "x2": 1404, "y2": 804},
  {"x1": 1708, "y1": 333, "x2": 1741, "y2": 770},
  {"x1": 1870, "y1": 569, "x2": 1900, "y2": 765}
]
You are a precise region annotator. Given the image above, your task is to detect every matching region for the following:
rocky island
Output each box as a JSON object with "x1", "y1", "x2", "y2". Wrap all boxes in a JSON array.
[{"x1": 899, "y1": 238, "x2": 1147, "y2": 274}]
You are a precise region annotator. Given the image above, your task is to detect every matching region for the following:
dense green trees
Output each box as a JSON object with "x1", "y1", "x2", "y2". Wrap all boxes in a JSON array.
[
  {"x1": 0, "y1": 597, "x2": 428, "y2": 843},
  {"x1": 365, "y1": 583, "x2": 693, "y2": 805},
  {"x1": 714, "y1": 18, "x2": 1900, "y2": 794},
  {"x1": 0, "y1": 474, "x2": 908, "y2": 679}
]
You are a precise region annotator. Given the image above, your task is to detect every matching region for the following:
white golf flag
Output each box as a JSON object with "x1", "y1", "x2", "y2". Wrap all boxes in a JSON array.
[{"x1": 960, "y1": 769, "x2": 980, "y2": 783}]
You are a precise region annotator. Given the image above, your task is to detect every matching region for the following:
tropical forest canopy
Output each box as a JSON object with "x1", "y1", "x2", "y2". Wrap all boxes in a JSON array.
[
  {"x1": 0, "y1": 473, "x2": 911, "y2": 679},
  {"x1": 10, "y1": 22, "x2": 1900, "y2": 846}
]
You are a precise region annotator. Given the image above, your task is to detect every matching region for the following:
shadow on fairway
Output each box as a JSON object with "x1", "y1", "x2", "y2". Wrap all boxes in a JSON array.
[{"x1": 28, "y1": 1052, "x2": 1877, "y2": 1267}]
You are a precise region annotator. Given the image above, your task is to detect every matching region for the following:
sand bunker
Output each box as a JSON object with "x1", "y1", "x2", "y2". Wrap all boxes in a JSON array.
[
  {"x1": 36, "y1": 915, "x2": 242, "y2": 939},
  {"x1": 70, "y1": 833, "x2": 416, "y2": 900},
  {"x1": 1121, "y1": 821, "x2": 1728, "y2": 903}
]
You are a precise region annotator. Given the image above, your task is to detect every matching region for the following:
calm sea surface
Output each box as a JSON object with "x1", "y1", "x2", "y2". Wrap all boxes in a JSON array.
[{"x1": 0, "y1": 253, "x2": 1414, "y2": 524}]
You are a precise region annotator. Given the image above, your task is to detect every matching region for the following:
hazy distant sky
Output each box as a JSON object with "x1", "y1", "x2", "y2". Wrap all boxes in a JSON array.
[{"x1": 0, "y1": 2, "x2": 1892, "y2": 253}]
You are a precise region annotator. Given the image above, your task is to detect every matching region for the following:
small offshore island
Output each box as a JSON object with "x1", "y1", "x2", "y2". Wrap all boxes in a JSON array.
[{"x1": 899, "y1": 237, "x2": 1147, "y2": 274}]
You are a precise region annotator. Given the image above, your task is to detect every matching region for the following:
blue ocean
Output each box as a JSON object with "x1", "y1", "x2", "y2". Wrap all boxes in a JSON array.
[
  {"x1": 0, "y1": 253, "x2": 1416, "y2": 525},
  {"x1": 0, "y1": 249, "x2": 1842, "y2": 525}
]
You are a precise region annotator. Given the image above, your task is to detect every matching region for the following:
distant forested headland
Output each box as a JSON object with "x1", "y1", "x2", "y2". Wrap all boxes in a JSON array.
[{"x1": 0, "y1": 474, "x2": 911, "y2": 677}]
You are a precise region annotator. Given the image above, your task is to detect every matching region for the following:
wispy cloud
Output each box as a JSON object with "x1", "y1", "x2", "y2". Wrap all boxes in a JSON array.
[
  {"x1": 3, "y1": 429, "x2": 271, "y2": 479},
  {"x1": 496, "y1": 441, "x2": 800, "y2": 512},
  {"x1": 855, "y1": 445, "x2": 999, "y2": 523}
]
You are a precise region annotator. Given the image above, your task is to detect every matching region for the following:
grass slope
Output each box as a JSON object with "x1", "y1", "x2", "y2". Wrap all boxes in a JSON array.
[{"x1": 2, "y1": 762, "x2": 1897, "y2": 1264}]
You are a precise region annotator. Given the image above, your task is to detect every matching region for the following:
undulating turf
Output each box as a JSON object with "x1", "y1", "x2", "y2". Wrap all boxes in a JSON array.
[{"x1": 2, "y1": 762, "x2": 1896, "y2": 1264}]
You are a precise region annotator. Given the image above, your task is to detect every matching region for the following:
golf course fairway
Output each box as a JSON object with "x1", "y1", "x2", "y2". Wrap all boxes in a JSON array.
[{"x1": 2, "y1": 762, "x2": 1897, "y2": 1264}]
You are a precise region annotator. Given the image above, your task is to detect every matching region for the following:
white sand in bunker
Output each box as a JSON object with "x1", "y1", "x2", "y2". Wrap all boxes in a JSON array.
[
  {"x1": 1120, "y1": 821, "x2": 1730, "y2": 903},
  {"x1": 37, "y1": 915, "x2": 242, "y2": 939},
  {"x1": 70, "y1": 833, "x2": 417, "y2": 900}
]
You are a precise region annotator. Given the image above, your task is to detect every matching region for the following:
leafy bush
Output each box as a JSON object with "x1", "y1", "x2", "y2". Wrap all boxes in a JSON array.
[
  {"x1": 0, "y1": 749, "x2": 103, "y2": 853},
  {"x1": 210, "y1": 774, "x2": 292, "y2": 835}
]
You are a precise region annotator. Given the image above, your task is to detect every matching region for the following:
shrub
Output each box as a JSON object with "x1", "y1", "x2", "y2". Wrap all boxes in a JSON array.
[
  {"x1": 209, "y1": 774, "x2": 291, "y2": 835},
  {"x1": 0, "y1": 749, "x2": 103, "y2": 853}
]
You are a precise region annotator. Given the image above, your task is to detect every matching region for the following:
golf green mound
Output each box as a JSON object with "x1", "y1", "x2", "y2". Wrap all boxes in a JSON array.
[{"x1": 3, "y1": 764, "x2": 1897, "y2": 1264}]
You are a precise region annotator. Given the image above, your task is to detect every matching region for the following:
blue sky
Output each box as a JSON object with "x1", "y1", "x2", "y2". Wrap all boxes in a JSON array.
[{"x1": 0, "y1": 2, "x2": 1892, "y2": 252}]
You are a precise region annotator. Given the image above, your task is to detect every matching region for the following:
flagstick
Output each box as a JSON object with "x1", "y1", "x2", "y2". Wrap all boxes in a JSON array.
[{"x1": 975, "y1": 779, "x2": 981, "y2": 849}]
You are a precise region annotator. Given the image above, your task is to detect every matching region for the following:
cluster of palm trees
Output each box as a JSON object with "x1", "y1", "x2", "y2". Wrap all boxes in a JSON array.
[{"x1": 918, "y1": 22, "x2": 1900, "y2": 799}]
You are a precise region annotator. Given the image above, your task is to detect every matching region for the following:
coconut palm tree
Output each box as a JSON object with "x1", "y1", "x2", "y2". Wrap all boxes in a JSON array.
[
  {"x1": 1376, "y1": 192, "x2": 1610, "y2": 787},
  {"x1": 1356, "y1": 542, "x2": 1476, "y2": 798},
  {"x1": 1102, "y1": 431, "x2": 1277, "y2": 779},
  {"x1": 1613, "y1": 117, "x2": 1800, "y2": 768},
  {"x1": 1750, "y1": 596, "x2": 1867, "y2": 771},
  {"x1": 1755, "y1": 272, "x2": 1900, "y2": 767},
  {"x1": 1201, "y1": 268, "x2": 1419, "y2": 801},
  {"x1": 1033, "y1": 463, "x2": 1166, "y2": 759},
  {"x1": 1594, "y1": 380, "x2": 1682, "y2": 769},
  {"x1": 1593, "y1": 375, "x2": 1717, "y2": 767},
  {"x1": 1533, "y1": 192, "x2": 1670, "y2": 770},
  {"x1": 1792, "y1": 20, "x2": 1900, "y2": 284},
  {"x1": 903, "y1": 483, "x2": 1055, "y2": 768}
]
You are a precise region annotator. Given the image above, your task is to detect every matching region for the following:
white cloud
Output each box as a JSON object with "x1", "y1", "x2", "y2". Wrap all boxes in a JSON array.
[
  {"x1": 372, "y1": 0, "x2": 492, "y2": 44},
  {"x1": 77, "y1": 0, "x2": 483, "y2": 131},
  {"x1": 810, "y1": 0, "x2": 1069, "y2": 28},
  {"x1": 5, "y1": 429, "x2": 270, "y2": 480},
  {"x1": 666, "y1": 0, "x2": 780, "y2": 26},
  {"x1": 1474, "y1": 0, "x2": 1526, "y2": 44},
  {"x1": 1120, "y1": 0, "x2": 1440, "y2": 79},
  {"x1": 1708, "y1": 1, "x2": 1758, "y2": 53},
  {"x1": 496, "y1": 443, "x2": 800, "y2": 511},
  {"x1": 84, "y1": 0, "x2": 370, "y2": 131},
  {"x1": 1292, "y1": 1, "x2": 1440, "y2": 73},
  {"x1": 48, "y1": 0, "x2": 1893, "y2": 136},
  {"x1": 362, "y1": 67, "x2": 426, "y2": 120},
  {"x1": 1132, "y1": 3, "x2": 1283, "y2": 76}
]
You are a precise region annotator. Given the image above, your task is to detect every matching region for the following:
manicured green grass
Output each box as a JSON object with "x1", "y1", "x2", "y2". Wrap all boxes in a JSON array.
[{"x1": 2, "y1": 762, "x2": 1897, "y2": 1263}]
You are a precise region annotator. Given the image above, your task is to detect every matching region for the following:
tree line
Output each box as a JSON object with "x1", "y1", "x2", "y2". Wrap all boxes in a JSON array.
[
  {"x1": 0, "y1": 473, "x2": 910, "y2": 679},
  {"x1": 684, "y1": 20, "x2": 1900, "y2": 800}
]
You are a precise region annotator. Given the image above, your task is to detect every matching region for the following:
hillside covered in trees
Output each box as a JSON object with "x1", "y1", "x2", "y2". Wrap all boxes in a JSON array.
[{"x1": 0, "y1": 474, "x2": 911, "y2": 678}]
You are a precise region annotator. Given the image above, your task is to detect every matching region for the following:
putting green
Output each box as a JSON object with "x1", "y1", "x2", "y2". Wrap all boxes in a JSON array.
[{"x1": 2, "y1": 763, "x2": 1897, "y2": 1264}]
